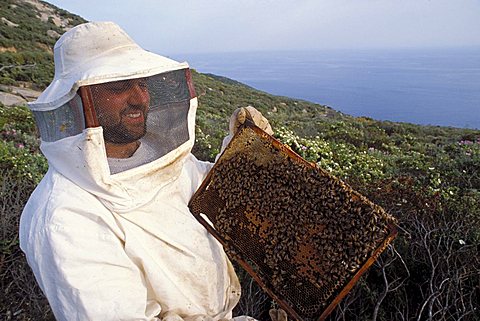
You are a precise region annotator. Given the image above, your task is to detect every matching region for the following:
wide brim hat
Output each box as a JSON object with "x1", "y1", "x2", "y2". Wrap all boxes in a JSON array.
[{"x1": 29, "y1": 21, "x2": 188, "y2": 111}]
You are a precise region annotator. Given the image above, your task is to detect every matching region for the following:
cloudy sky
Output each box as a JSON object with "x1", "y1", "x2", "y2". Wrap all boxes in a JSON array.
[{"x1": 45, "y1": 0, "x2": 480, "y2": 55}]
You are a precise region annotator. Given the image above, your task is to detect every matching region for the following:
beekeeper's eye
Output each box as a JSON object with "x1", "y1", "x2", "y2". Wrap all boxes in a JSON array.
[{"x1": 137, "y1": 79, "x2": 148, "y2": 90}]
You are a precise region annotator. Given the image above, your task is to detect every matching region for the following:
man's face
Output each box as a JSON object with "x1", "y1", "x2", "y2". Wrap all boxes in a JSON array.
[{"x1": 91, "y1": 78, "x2": 150, "y2": 144}]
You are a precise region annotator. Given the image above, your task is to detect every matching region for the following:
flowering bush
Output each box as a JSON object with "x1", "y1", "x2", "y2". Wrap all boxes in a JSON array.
[
  {"x1": 0, "y1": 107, "x2": 47, "y2": 184},
  {"x1": 275, "y1": 126, "x2": 386, "y2": 182},
  {"x1": 0, "y1": 104, "x2": 37, "y2": 134},
  {"x1": 0, "y1": 140, "x2": 47, "y2": 184}
]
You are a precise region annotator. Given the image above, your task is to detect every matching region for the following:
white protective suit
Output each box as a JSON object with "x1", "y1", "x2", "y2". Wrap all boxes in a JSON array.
[{"x1": 19, "y1": 21, "x2": 246, "y2": 321}]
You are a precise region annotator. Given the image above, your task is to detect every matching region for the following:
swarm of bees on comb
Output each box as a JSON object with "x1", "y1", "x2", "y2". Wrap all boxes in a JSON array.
[{"x1": 189, "y1": 123, "x2": 397, "y2": 321}]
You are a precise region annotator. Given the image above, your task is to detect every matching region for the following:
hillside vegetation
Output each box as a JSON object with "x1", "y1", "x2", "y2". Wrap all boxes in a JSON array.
[
  {"x1": 0, "y1": 0, "x2": 85, "y2": 88},
  {"x1": 1, "y1": 1, "x2": 479, "y2": 321}
]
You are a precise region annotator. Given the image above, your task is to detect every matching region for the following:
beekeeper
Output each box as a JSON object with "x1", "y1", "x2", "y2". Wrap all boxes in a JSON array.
[{"x1": 19, "y1": 21, "x2": 274, "y2": 321}]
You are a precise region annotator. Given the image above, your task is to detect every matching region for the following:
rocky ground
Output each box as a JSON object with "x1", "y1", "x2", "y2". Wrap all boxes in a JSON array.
[{"x1": 0, "y1": 85, "x2": 41, "y2": 106}]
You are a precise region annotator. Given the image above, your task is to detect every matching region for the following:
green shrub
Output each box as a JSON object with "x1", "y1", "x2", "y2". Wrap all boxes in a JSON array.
[
  {"x1": 0, "y1": 106, "x2": 46, "y2": 184},
  {"x1": 0, "y1": 136, "x2": 47, "y2": 184},
  {"x1": 275, "y1": 126, "x2": 386, "y2": 182},
  {"x1": 0, "y1": 105, "x2": 37, "y2": 134}
]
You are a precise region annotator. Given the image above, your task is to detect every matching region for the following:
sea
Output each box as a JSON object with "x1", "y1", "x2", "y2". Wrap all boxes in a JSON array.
[{"x1": 173, "y1": 48, "x2": 480, "y2": 130}]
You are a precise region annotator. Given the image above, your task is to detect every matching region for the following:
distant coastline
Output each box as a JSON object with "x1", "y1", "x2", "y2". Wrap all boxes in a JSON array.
[{"x1": 174, "y1": 48, "x2": 480, "y2": 129}]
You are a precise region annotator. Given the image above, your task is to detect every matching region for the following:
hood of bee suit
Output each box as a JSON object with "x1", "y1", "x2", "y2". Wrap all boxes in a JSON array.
[
  {"x1": 29, "y1": 21, "x2": 198, "y2": 213},
  {"x1": 30, "y1": 21, "x2": 189, "y2": 111}
]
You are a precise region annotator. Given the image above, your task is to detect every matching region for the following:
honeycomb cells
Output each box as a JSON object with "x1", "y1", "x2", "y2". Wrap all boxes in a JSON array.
[{"x1": 189, "y1": 126, "x2": 397, "y2": 321}]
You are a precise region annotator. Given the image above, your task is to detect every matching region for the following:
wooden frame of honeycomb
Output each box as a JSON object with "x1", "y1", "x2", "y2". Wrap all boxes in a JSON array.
[{"x1": 189, "y1": 121, "x2": 397, "y2": 321}]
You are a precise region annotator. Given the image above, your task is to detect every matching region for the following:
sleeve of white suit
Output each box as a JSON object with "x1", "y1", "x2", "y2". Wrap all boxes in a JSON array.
[
  {"x1": 24, "y1": 199, "x2": 161, "y2": 321},
  {"x1": 20, "y1": 159, "x2": 237, "y2": 321}
]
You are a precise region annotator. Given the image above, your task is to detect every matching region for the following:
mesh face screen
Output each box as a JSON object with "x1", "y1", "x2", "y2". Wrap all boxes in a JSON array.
[
  {"x1": 189, "y1": 123, "x2": 397, "y2": 321},
  {"x1": 148, "y1": 71, "x2": 191, "y2": 108},
  {"x1": 88, "y1": 69, "x2": 192, "y2": 173},
  {"x1": 34, "y1": 68, "x2": 192, "y2": 165},
  {"x1": 33, "y1": 94, "x2": 85, "y2": 142}
]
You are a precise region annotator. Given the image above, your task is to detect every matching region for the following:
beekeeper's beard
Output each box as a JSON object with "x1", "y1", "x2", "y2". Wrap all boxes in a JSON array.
[{"x1": 102, "y1": 105, "x2": 149, "y2": 144}]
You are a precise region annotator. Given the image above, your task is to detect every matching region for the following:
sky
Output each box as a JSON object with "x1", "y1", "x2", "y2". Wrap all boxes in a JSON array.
[{"x1": 44, "y1": 0, "x2": 480, "y2": 55}]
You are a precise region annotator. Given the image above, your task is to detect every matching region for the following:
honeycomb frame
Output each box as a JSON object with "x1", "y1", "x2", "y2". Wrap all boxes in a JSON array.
[{"x1": 188, "y1": 121, "x2": 397, "y2": 321}]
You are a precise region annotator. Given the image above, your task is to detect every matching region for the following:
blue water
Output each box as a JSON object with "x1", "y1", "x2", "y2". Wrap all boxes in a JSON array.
[{"x1": 173, "y1": 48, "x2": 480, "y2": 129}]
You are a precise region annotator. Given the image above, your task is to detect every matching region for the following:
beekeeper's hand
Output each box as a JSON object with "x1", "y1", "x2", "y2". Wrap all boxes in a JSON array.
[
  {"x1": 217, "y1": 106, "x2": 273, "y2": 161},
  {"x1": 229, "y1": 106, "x2": 273, "y2": 136},
  {"x1": 269, "y1": 308, "x2": 288, "y2": 321}
]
